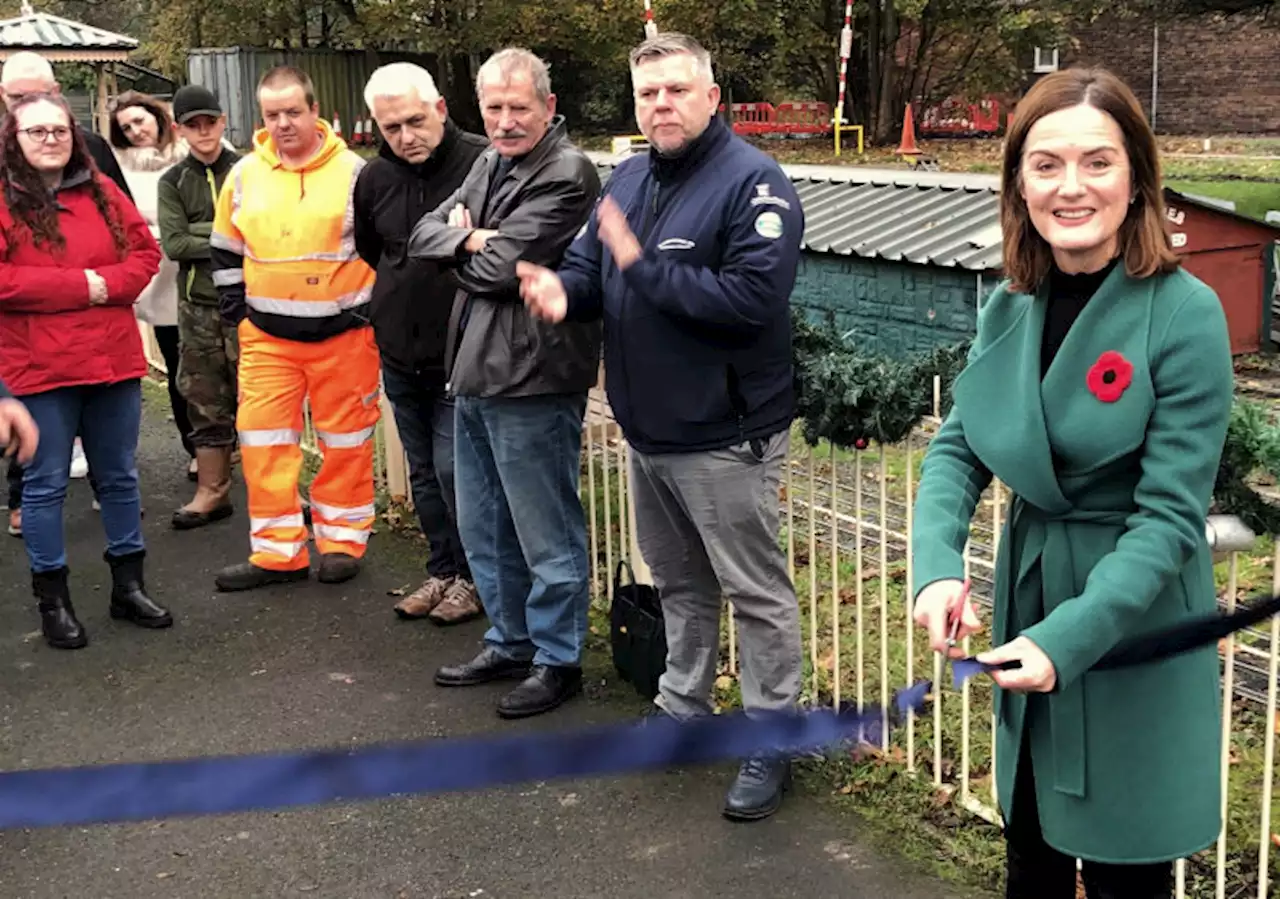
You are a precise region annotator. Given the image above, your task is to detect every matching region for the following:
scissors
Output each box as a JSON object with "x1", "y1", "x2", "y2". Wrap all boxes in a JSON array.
[{"x1": 945, "y1": 578, "x2": 972, "y2": 649}]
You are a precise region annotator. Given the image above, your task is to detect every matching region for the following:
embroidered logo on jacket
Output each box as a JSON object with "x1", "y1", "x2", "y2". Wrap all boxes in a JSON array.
[{"x1": 657, "y1": 238, "x2": 696, "y2": 251}]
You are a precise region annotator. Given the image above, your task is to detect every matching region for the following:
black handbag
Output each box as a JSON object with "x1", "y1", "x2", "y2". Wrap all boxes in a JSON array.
[{"x1": 609, "y1": 560, "x2": 667, "y2": 701}]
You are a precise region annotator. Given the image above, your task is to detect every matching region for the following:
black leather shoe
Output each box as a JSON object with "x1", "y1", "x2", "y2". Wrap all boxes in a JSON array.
[
  {"x1": 497, "y1": 665, "x2": 583, "y2": 719},
  {"x1": 33, "y1": 567, "x2": 87, "y2": 649},
  {"x1": 215, "y1": 562, "x2": 309, "y2": 592},
  {"x1": 723, "y1": 756, "x2": 791, "y2": 821},
  {"x1": 106, "y1": 551, "x2": 173, "y2": 629},
  {"x1": 318, "y1": 553, "x2": 360, "y2": 584},
  {"x1": 435, "y1": 646, "x2": 532, "y2": 687}
]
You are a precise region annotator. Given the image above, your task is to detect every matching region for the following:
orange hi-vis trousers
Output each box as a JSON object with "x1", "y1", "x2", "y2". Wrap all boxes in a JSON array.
[{"x1": 236, "y1": 320, "x2": 381, "y2": 572}]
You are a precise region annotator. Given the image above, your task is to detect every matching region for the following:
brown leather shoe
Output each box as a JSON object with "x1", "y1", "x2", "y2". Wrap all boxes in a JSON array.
[
  {"x1": 393, "y1": 577, "x2": 451, "y2": 619},
  {"x1": 428, "y1": 577, "x2": 484, "y2": 626}
]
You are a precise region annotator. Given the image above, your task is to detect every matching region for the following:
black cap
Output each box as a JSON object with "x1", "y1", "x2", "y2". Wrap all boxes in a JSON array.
[{"x1": 172, "y1": 84, "x2": 222, "y2": 124}]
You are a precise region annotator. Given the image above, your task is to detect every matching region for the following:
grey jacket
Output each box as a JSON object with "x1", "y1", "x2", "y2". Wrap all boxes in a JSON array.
[{"x1": 408, "y1": 117, "x2": 602, "y2": 399}]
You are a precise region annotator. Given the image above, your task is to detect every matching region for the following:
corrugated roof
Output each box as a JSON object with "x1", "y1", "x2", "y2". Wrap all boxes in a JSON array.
[
  {"x1": 0, "y1": 6, "x2": 137, "y2": 56},
  {"x1": 588, "y1": 151, "x2": 1004, "y2": 271}
]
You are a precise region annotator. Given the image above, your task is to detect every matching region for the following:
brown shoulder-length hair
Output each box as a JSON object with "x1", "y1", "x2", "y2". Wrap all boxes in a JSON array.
[
  {"x1": 1001, "y1": 67, "x2": 1178, "y2": 293},
  {"x1": 0, "y1": 93, "x2": 127, "y2": 257},
  {"x1": 107, "y1": 90, "x2": 176, "y2": 153}
]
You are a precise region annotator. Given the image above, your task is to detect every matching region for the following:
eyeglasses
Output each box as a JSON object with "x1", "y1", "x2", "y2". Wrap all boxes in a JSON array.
[{"x1": 19, "y1": 126, "x2": 71, "y2": 143}]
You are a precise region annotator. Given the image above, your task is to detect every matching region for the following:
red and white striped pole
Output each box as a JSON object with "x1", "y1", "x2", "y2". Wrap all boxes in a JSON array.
[
  {"x1": 834, "y1": 0, "x2": 854, "y2": 129},
  {"x1": 643, "y1": 0, "x2": 657, "y2": 37}
]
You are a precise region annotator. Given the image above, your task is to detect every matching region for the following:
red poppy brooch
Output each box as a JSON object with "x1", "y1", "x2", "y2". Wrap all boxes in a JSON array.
[{"x1": 1086, "y1": 350, "x2": 1133, "y2": 403}]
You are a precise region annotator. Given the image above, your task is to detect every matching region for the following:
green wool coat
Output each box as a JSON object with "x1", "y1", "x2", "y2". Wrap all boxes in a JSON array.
[{"x1": 912, "y1": 263, "x2": 1234, "y2": 863}]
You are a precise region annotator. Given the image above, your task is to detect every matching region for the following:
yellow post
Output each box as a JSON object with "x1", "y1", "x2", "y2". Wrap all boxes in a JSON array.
[{"x1": 834, "y1": 103, "x2": 844, "y2": 156}]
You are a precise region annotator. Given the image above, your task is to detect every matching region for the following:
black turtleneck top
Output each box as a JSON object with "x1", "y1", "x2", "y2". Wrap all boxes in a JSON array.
[{"x1": 1040, "y1": 257, "x2": 1118, "y2": 377}]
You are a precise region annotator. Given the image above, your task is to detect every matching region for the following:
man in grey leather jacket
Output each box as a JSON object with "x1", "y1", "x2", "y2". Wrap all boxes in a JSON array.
[{"x1": 409, "y1": 47, "x2": 601, "y2": 720}]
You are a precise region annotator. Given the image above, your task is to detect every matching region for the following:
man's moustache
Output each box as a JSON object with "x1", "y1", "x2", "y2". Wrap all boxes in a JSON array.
[{"x1": 494, "y1": 130, "x2": 526, "y2": 139}]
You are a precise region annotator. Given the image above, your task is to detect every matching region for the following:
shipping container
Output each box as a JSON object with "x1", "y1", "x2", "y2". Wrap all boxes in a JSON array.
[{"x1": 186, "y1": 47, "x2": 438, "y2": 148}]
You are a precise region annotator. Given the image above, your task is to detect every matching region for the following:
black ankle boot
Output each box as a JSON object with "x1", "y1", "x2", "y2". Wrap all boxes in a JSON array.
[
  {"x1": 105, "y1": 550, "x2": 173, "y2": 629},
  {"x1": 32, "y1": 566, "x2": 87, "y2": 649}
]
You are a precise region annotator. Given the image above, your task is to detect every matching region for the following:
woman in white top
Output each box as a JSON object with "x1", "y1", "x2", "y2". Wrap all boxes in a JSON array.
[{"x1": 109, "y1": 91, "x2": 196, "y2": 480}]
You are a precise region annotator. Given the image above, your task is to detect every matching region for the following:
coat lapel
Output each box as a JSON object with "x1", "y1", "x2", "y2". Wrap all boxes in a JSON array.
[
  {"x1": 1040, "y1": 266, "x2": 1156, "y2": 476},
  {"x1": 952, "y1": 289, "x2": 1069, "y2": 513}
]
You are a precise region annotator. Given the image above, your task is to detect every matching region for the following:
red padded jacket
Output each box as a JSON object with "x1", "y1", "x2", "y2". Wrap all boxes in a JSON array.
[{"x1": 0, "y1": 165, "x2": 160, "y2": 397}]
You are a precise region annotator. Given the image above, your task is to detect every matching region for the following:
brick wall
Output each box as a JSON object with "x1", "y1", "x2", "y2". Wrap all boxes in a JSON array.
[
  {"x1": 791, "y1": 255, "x2": 980, "y2": 357},
  {"x1": 1064, "y1": 13, "x2": 1280, "y2": 135}
]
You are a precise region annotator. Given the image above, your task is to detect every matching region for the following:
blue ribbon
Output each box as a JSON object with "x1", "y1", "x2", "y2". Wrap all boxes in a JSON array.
[
  {"x1": 0, "y1": 683, "x2": 939, "y2": 831},
  {"x1": 6, "y1": 591, "x2": 1275, "y2": 832}
]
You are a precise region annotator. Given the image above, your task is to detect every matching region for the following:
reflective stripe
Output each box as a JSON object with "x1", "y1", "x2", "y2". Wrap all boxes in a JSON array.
[
  {"x1": 314, "y1": 524, "x2": 371, "y2": 545},
  {"x1": 314, "y1": 425, "x2": 375, "y2": 449},
  {"x1": 251, "y1": 536, "x2": 306, "y2": 559},
  {"x1": 339, "y1": 164, "x2": 359, "y2": 261},
  {"x1": 229, "y1": 165, "x2": 245, "y2": 235},
  {"x1": 210, "y1": 231, "x2": 243, "y2": 254},
  {"x1": 213, "y1": 268, "x2": 244, "y2": 286},
  {"x1": 311, "y1": 500, "x2": 375, "y2": 523},
  {"x1": 250, "y1": 513, "x2": 307, "y2": 533},
  {"x1": 244, "y1": 287, "x2": 372, "y2": 318},
  {"x1": 244, "y1": 248, "x2": 360, "y2": 264},
  {"x1": 238, "y1": 428, "x2": 301, "y2": 447}
]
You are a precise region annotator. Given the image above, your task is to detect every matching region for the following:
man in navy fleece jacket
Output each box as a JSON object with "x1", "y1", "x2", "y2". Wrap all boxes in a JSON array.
[{"x1": 518, "y1": 32, "x2": 805, "y2": 823}]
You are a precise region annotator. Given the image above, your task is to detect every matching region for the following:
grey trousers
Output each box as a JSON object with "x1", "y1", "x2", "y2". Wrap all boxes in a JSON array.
[{"x1": 630, "y1": 430, "x2": 803, "y2": 719}]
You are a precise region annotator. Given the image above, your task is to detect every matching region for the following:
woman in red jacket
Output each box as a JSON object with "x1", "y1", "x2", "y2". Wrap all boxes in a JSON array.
[{"x1": 0, "y1": 93, "x2": 173, "y2": 649}]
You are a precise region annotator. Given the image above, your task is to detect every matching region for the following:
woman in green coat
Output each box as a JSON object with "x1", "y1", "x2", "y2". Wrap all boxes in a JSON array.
[{"x1": 911, "y1": 68, "x2": 1234, "y2": 898}]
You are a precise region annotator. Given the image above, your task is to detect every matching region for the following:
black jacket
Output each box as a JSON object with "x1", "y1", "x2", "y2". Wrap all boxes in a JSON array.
[
  {"x1": 354, "y1": 121, "x2": 487, "y2": 379},
  {"x1": 407, "y1": 117, "x2": 602, "y2": 398},
  {"x1": 558, "y1": 117, "x2": 804, "y2": 454},
  {"x1": 86, "y1": 131, "x2": 131, "y2": 201}
]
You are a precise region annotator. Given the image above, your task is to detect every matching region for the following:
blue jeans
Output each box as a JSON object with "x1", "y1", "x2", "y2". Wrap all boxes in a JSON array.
[
  {"x1": 380, "y1": 362, "x2": 468, "y2": 581},
  {"x1": 454, "y1": 393, "x2": 590, "y2": 667},
  {"x1": 20, "y1": 380, "x2": 144, "y2": 572}
]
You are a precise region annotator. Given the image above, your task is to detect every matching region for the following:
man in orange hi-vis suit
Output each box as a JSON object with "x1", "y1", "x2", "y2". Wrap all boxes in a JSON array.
[{"x1": 209, "y1": 65, "x2": 380, "y2": 592}]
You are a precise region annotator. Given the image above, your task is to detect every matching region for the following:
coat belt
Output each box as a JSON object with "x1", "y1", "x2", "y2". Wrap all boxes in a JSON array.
[{"x1": 1003, "y1": 497, "x2": 1131, "y2": 798}]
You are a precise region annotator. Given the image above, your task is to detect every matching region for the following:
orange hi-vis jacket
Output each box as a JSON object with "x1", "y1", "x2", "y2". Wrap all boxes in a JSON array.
[{"x1": 210, "y1": 119, "x2": 374, "y2": 342}]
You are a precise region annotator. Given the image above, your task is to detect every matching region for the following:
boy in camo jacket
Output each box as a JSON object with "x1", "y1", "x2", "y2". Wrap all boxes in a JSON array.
[{"x1": 157, "y1": 85, "x2": 241, "y2": 530}]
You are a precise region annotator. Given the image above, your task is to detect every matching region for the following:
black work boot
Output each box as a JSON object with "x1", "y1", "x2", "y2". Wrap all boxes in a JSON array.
[
  {"x1": 214, "y1": 562, "x2": 309, "y2": 592},
  {"x1": 435, "y1": 646, "x2": 533, "y2": 687},
  {"x1": 722, "y1": 755, "x2": 792, "y2": 821},
  {"x1": 106, "y1": 550, "x2": 173, "y2": 628},
  {"x1": 317, "y1": 553, "x2": 360, "y2": 584},
  {"x1": 32, "y1": 566, "x2": 87, "y2": 649},
  {"x1": 497, "y1": 665, "x2": 583, "y2": 719}
]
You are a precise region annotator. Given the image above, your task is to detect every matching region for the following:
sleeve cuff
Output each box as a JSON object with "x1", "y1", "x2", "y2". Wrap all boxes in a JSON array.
[
  {"x1": 618, "y1": 255, "x2": 655, "y2": 295},
  {"x1": 910, "y1": 549, "x2": 966, "y2": 601}
]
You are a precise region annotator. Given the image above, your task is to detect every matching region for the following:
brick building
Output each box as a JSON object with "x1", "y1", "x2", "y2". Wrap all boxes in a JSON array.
[{"x1": 1045, "y1": 11, "x2": 1280, "y2": 135}]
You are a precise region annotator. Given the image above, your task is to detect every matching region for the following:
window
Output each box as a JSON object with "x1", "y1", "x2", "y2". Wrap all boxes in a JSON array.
[{"x1": 1033, "y1": 47, "x2": 1059, "y2": 73}]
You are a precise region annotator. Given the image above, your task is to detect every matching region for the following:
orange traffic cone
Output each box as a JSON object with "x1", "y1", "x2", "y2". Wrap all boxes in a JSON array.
[
  {"x1": 333, "y1": 111, "x2": 343, "y2": 138},
  {"x1": 895, "y1": 103, "x2": 921, "y2": 157}
]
